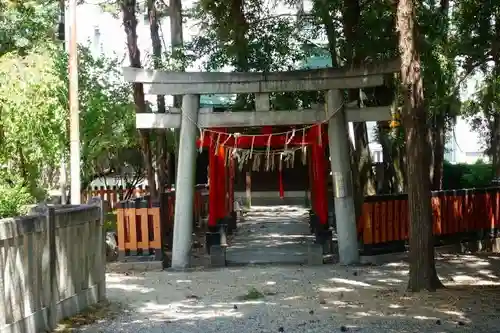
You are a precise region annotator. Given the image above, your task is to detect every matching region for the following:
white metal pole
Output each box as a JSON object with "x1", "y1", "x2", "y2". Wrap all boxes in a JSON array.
[{"x1": 68, "y1": 0, "x2": 81, "y2": 204}]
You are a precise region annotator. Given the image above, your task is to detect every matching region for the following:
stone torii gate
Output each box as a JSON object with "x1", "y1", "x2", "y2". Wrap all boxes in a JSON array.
[{"x1": 123, "y1": 61, "x2": 399, "y2": 269}]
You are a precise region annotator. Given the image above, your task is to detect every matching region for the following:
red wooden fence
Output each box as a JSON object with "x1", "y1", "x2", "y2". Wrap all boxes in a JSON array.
[
  {"x1": 81, "y1": 185, "x2": 151, "y2": 209},
  {"x1": 358, "y1": 187, "x2": 500, "y2": 251},
  {"x1": 115, "y1": 186, "x2": 209, "y2": 261},
  {"x1": 81, "y1": 184, "x2": 209, "y2": 210}
]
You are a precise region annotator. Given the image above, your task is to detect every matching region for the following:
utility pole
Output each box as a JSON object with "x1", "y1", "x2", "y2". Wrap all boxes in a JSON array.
[
  {"x1": 58, "y1": 0, "x2": 67, "y2": 204},
  {"x1": 68, "y1": 0, "x2": 81, "y2": 204}
]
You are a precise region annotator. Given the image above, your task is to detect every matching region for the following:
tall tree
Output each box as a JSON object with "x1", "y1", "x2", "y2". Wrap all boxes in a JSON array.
[
  {"x1": 120, "y1": 0, "x2": 158, "y2": 199},
  {"x1": 428, "y1": 0, "x2": 449, "y2": 190},
  {"x1": 396, "y1": 0, "x2": 443, "y2": 291},
  {"x1": 170, "y1": 0, "x2": 185, "y2": 177},
  {"x1": 147, "y1": 0, "x2": 169, "y2": 189}
]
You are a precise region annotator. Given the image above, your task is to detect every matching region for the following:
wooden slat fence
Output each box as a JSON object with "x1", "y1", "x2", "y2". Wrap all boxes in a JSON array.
[
  {"x1": 0, "y1": 199, "x2": 106, "y2": 333},
  {"x1": 115, "y1": 186, "x2": 209, "y2": 262},
  {"x1": 81, "y1": 185, "x2": 152, "y2": 209},
  {"x1": 358, "y1": 187, "x2": 500, "y2": 254}
]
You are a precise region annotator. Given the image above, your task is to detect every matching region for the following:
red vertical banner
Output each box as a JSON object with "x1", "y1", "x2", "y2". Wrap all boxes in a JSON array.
[
  {"x1": 229, "y1": 155, "x2": 235, "y2": 212},
  {"x1": 217, "y1": 134, "x2": 227, "y2": 220},
  {"x1": 208, "y1": 133, "x2": 218, "y2": 228},
  {"x1": 313, "y1": 125, "x2": 328, "y2": 225},
  {"x1": 308, "y1": 144, "x2": 316, "y2": 211}
]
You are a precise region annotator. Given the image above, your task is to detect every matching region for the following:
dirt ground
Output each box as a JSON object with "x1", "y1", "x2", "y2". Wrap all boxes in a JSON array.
[{"x1": 65, "y1": 206, "x2": 500, "y2": 333}]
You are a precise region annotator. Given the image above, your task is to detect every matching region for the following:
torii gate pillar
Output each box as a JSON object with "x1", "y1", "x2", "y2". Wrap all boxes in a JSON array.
[
  {"x1": 327, "y1": 89, "x2": 360, "y2": 265},
  {"x1": 171, "y1": 94, "x2": 200, "y2": 269}
]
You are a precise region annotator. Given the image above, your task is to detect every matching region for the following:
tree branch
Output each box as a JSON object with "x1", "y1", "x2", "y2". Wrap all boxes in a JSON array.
[{"x1": 449, "y1": 55, "x2": 493, "y2": 99}]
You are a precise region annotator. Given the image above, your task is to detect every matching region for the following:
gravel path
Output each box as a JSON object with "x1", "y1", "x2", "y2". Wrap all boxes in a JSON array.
[
  {"x1": 74, "y1": 206, "x2": 500, "y2": 333},
  {"x1": 226, "y1": 205, "x2": 314, "y2": 265}
]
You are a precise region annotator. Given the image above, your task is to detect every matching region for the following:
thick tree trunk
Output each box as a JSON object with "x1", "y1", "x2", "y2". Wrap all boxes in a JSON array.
[
  {"x1": 396, "y1": 0, "x2": 443, "y2": 292},
  {"x1": 121, "y1": 0, "x2": 158, "y2": 199},
  {"x1": 147, "y1": 0, "x2": 169, "y2": 191}
]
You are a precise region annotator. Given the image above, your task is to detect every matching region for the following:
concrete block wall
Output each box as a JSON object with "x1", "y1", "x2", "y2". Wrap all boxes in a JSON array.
[{"x1": 0, "y1": 199, "x2": 106, "y2": 333}]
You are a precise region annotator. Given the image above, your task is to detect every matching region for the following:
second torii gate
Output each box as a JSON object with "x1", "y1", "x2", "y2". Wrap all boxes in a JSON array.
[
  {"x1": 197, "y1": 124, "x2": 331, "y2": 238},
  {"x1": 123, "y1": 61, "x2": 399, "y2": 269}
]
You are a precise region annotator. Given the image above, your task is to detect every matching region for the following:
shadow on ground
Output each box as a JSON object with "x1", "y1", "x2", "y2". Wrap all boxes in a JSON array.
[{"x1": 73, "y1": 253, "x2": 500, "y2": 333}]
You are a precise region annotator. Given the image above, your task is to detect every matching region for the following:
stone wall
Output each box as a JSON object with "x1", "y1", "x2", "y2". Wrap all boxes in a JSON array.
[{"x1": 0, "y1": 199, "x2": 106, "y2": 333}]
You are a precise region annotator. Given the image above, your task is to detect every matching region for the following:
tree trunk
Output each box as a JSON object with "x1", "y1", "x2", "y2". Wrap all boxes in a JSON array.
[
  {"x1": 170, "y1": 0, "x2": 184, "y2": 107},
  {"x1": 353, "y1": 123, "x2": 376, "y2": 196},
  {"x1": 316, "y1": 0, "x2": 370, "y2": 219},
  {"x1": 169, "y1": 0, "x2": 185, "y2": 179},
  {"x1": 396, "y1": 0, "x2": 443, "y2": 292},
  {"x1": 429, "y1": 0, "x2": 449, "y2": 190},
  {"x1": 147, "y1": 0, "x2": 169, "y2": 191},
  {"x1": 430, "y1": 112, "x2": 445, "y2": 190},
  {"x1": 121, "y1": 0, "x2": 158, "y2": 199},
  {"x1": 377, "y1": 123, "x2": 398, "y2": 193},
  {"x1": 316, "y1": 0, "x2": 338, "y2": 67},
  {"x1": 342, "y1": 0, "x2": 376, "y2": 220},
  {"x1": 231, "y1": 0, "x2": 250, "y2": 108}
]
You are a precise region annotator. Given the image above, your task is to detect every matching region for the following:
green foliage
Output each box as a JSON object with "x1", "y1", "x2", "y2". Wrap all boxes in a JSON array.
[
  {"x1": 52, "y1": 46, "x2": 139, "y2": 187},
  {"x1": 104, "y1": 212, "x2": 117, "y2": 232},
  {"x1": 0, "y1": 42, "x2": 139, "y2": 199},
  {"x1": 0, "y1": 46, "x2": 67, "y2": 193},
  {"x1": 0, "y1": 177, "x2": 35, "y2": 218},
  {"x1": 0, "y1": 0, "x2": 58, "y2": 56},
  {"x1": 462, "y1": 76, "x2": 500, "y2": 156},
  {"x1": 451, "y1": 0, "x2": 500, "y2": 160},
  {"x1": 442, "y1": 161, "x2": 493, "y2": 190},
  {"x1": 238, "y1": 287, "x2": 264, "y2": 301}
]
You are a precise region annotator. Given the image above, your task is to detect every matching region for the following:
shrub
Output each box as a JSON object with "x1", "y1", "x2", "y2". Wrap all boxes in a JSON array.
[
  {"x1": 443, "y1": 160, "x2": 493, "y2": 190},
  {"x1": 0, "y1": 182, "x2": 35, "y2": 218}
]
